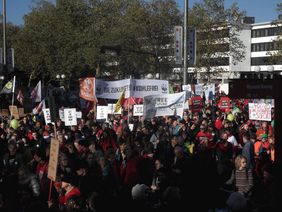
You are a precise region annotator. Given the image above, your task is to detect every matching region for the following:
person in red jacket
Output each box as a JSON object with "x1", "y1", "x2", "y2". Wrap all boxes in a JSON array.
[{"x1": 58, "y1": 175, "x2": 81, "y2": 210}]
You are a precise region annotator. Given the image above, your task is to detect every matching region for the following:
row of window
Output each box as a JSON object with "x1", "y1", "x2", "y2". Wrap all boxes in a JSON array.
[
  {"x1": 251, "y1": 42, "x2": 278, "y2": 52},
  {"x1": 251, "y1": 27, "x2": 282, "y2": 38},
  {"x1": 251, "y1": 57, "x2": 282, "y2": 66}
]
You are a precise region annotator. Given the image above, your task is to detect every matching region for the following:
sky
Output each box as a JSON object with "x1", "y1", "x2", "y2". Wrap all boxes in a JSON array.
[{"x1": 1, "y1": 0, "x2": 281, "y2": 26}]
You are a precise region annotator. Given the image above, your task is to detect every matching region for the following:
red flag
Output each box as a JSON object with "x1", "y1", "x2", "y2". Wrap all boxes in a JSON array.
[
  {"x1": 31, "y1": 81, "x2": 42, "y2": 102},
  {"x1": 79, "y1": 77, "x2": 96, "y2": 102},
  {"x1": 17, "y1": 89, "x2": 24, "y2": 105}
]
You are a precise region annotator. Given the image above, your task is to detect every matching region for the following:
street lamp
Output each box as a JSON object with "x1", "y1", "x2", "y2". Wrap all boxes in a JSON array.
[{"x1": 56, "y1": 74, "x2": 66, "y2": 80}]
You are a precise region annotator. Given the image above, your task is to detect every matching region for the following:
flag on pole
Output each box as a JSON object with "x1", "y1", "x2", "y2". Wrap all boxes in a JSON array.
[
  {"x1": 32, "y1": 99, "x2": 46, "y2": 114},
  {"x1": 0, "y1": 80, "x2": 13, "y2": 94},
  {"x1": 31, "y1": 81, "x2": 42, "y2": 102},
  {"x1": 17, "y1": 89, "x2": 24, "y2": 105},
  {"x1": 114, "y1": 89, "x2": 125, "y2": 113}
]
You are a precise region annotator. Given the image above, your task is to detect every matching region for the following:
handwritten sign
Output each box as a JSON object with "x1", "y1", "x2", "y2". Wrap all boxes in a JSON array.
[
  {"x1": 48, "y1": 138, "x2": 59, "y2": 181},
  {"x1": 133, "y1": 105, "x2": 143, "y2": 116},
  {"x1": 96, "y1": 106, "x2": 108, "y2": 120},
  {"x1": 43, "y1": 108, "x2": 52, "y2": 124},
  {"x1": 249, "y1": 103, "x2": 271, "y2": 121},
  {"x1": 64, "y1": 108, "x2": 77, "y2": 126}
]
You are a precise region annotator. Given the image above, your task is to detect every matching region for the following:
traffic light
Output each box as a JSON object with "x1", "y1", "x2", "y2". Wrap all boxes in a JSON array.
[{"x1": 188, "y1": 28, "x2": 196, "y2": 65}]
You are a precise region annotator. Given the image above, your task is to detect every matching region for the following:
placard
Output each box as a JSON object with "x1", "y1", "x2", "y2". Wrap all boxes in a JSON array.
[
  {"x1": 59, "y1": 108, "x2": 65, "y2": 121},
  {"x1": 249, "y1": 103, "x2": 271, "y2": 121},
  {"x1": 48, "y1": 138, "x2": 59, "y2": 181},
  {"x1": 76, "y1": 111, "x2": 82, "y2": 119},
  {"x1": 18, "y1": 108, "x2": 25, "y2": 118},
  {"x1": 190, "y1": 96, "x2": 202, "y2": 113},
  {"x1": 9, "y1": 105, "x2": 19, "y2": 119},
  {"x1": 43, "y1": 108, "x2": 52, "y2": 124},
  {"x1": 96, "y1": 106, "x2": 108, "y2": 120},
  {"x1": 64, "y1": 108, "x2": 77, "y2": 126},
  {"x1": 133, "y1": 105, "x2": 143, "y2": 116},
  {"x1": 219, "y1": 97, "x2": 231, "y2": 111},
  {"x1": 1, "y1": 109, "x2": 9, "y2": 117},
  {"x1": 107, "y1": 104, "x2": 121, "y2": 115},
  {"x1": 128, "y1": 124, "x2": 134, "y2": 131}
]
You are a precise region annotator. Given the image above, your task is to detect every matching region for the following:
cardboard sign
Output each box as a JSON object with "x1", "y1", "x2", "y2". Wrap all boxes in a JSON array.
[
  {"x1": 43, "y1": 108, "x2": 52, "y2": 124},
  {"x1": 18, "y1": 108, "x2": 25, "y2": 118},
  {"x1": 249, "y1": 103, "x2": 271, "y2": 121},
  {"x1": 0, "y1": 109, "x2": 9, "y2": 117},
  {"x1": 219, "y1": 97, "x2": 231, "y2": 111},
  {"x1": 190, "y1": 96, "x2": 202, "y2": 113},
  {"x1": 9, "y1": 105, "x2": 19, "y2": 119},
  {"x1": 64, "y1": 108, "x2": 77, "y2": 126},
  {"x1": 96, "y1": 106, "x2": 108, "y2": 120},
  {"x1": 48, "y1": 138, "x2": 59, "y2": 181},
  {"x1": 133, "y1": 105, "x2": 143, "y2": 116}
]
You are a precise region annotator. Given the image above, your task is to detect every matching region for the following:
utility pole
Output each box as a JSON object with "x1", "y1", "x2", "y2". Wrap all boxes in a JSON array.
[
  {"x1": 2, "y1": 0, "x2": 6, "y2": 66},
  {"x1": 183, "y1": 0, "x2": 188, "y2": 85}
]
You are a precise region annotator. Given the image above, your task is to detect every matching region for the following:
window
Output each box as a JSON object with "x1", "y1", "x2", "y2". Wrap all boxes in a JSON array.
[
  {"x1": 251, "y1": 42, "x2": 278, "y2": 52},
  {"x1": 251, "y1": 27, "x2": 280, "y2": 38}
]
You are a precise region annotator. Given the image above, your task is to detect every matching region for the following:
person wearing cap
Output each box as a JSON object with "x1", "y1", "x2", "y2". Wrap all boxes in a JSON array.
[{"x1": 256, "y1": 121, "x2": 273, "y2": 140}]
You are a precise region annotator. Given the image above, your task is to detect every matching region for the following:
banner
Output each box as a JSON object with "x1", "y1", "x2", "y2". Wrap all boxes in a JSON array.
[
  {"x1": 96, "y1": 106, "x2": 108, "y2": 120},
  {"x1": 133, "y1": 105, "x2": 143, "y2": 116},
  {"x1": 143, "y1": 92, "x2": 186, "y2": 119},
  {"x1": 64, "y1": 108, "x2": 77, "y2": 126},
  {"x1": 219, "y1": 97, "x2": 231, "y2": 111},
  {"x1": 95, "y1": 79, "x2": 169, "y2": 99},
  {"x1": 48, "y1": 138, "x2": 59, "y2": 181},
  {"x1": 43, "y1": 108, "x2": 52, "y2": 124},
  {"x1": 190, "y1": 96, "x2": 202, "y2": 113},
  {"x1": 249, "y1": 103, "x2": 271, "y2": 121},
  {"x1": 79, "y1": 77, "x2": 96, "y2": 102},
  {"x1": 59, "y1": 108, "x2": 65, "y2": 121}
]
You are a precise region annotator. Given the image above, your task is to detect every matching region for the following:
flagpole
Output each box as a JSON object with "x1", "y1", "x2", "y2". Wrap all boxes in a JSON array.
[{"x1": 10, "y1": 76, "x2": 16, "y2": 120}]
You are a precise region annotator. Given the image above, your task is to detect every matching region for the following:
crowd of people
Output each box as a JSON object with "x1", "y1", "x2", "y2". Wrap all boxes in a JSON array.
[{"x1": 0, "y1": 93, "x2": 280, "y2": 212}]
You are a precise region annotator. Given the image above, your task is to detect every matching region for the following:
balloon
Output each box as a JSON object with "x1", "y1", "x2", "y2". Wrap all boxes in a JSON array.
[
  {"x1": 10, "y1": 119, "x2": 19, "y2": 130},
  {"x1": 227, "y1": 114, "x2": 235, "y2": 122}
]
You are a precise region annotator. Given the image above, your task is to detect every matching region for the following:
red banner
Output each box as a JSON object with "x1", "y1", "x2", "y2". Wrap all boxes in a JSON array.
[
  {"x1": 219, "y1": 97, "x2": 231, "y2": 111},
  {"x1": 79, "y1": 77, "x2": 96, "y2": 102},
  {"x1": 191, "y1": 96, "x2": 202, "y2": 113}
]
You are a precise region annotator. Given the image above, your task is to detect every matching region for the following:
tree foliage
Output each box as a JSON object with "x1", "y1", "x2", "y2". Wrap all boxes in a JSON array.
[
  {"x1": 7, "y1": 0, "x2": 181, "y2": 84},
  {"x1": 189, "y1": 0, "x2": 246, "y2": 80}
]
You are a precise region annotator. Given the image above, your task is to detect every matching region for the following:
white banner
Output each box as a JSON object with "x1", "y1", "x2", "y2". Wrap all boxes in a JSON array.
[
  {"x1": 76, "y1": 111, "x2": 82, "y2": 119},
  {"x1": 249, "y1": 103, "x2": 272, "y2": 121},
  {"x1": 107, "y1": 104, "x2": 122, "y2": 115},
  {"x1": 195, "y1": 84, "x2": 203, "y2": 96},
  {"x1": 43, "y1": 108, "x2": 51, "y2": 124},
  {"x1": 95, "y1": 79, "x2": 169, "y2": 99},
  {"x1": 133, "y1": 105, "x2": 143, "y2": 116},
  {"x1": 96, "y1": 106, "x2": 108, "y2": 120},
  {"x1": 143, "y1": 92, "x2": 186, "y2": 119},
  {"x1": 64, "y1": 108, "x2": 77, "y2": 126}
]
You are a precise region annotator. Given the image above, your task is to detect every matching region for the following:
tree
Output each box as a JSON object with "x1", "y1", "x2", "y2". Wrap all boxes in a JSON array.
[
  {"x1": 189, "y1": 0, "x2": 246, "y2": 81},
  {"x1": 268, "y1": 3, "x2": 282, "y2": 65}
]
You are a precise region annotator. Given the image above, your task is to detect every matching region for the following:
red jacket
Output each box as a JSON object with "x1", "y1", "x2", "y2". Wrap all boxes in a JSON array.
[{"x1": 59, "y1": 187, "x2": 81, "y2": 206}]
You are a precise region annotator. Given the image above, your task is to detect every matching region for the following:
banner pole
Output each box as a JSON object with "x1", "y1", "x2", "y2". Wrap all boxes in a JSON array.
[{"x1": 10, "y1": 76, "x2": 16, "y2": 120}]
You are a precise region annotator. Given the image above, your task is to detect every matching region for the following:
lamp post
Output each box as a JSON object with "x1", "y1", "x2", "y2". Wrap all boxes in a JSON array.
[
  {"x1": 56, "y1": 74, "x2": 66, "y2": 86},
  {"x1": 2, "y1": 0, "x2": 6, "y2": 66},
  {"x1": 183, "y1": 0, "x2": 188, "y2": 85}
]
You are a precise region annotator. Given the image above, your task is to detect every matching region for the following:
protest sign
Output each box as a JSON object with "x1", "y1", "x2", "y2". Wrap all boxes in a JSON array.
[
  {"x1": 96, "y1": 106, "x2": 108, "y2": 120},
  {"x1": 190, "y1": 96, "x2": 202, "y2": 113},
  {"x1": 219, "y1": 97, "x2": 231, "y2": 111},
  {"x1": 249, "y1": 103, "x2": 271, "y2": 121},
  {"x1": 64, "y1": 108, "x2": 77, "y2": 126},
  {"x1": 133, "y1": 105, "x2": 143, "y2": 116},
  {"x1": 143, "y1": 92, "x2": 186, "y2": 119},
  {"x1": 43, "y1": 108, "x2": 52, "y2": 124},
  {"x1": 59, "y1": 108, "x2": 65, "y2": 122},
  {"x1": 0, "y1": 109, "x2": 9, "y2": 117},
  {"x1": 9, "y1": 105, "x2": 19, "y2": 119},
  {"x1": 18, "y1": 108, "x2": 25, "y2": 118},
  {"x1": 76, "y1": 111, "x2": 82, "y2": 119},
  {"x1": 48, "y1": 138, "x2": 59, "y2": 181},
  {"x1": 79, "y1": 77, "x2": 96, "y2": 101}
]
